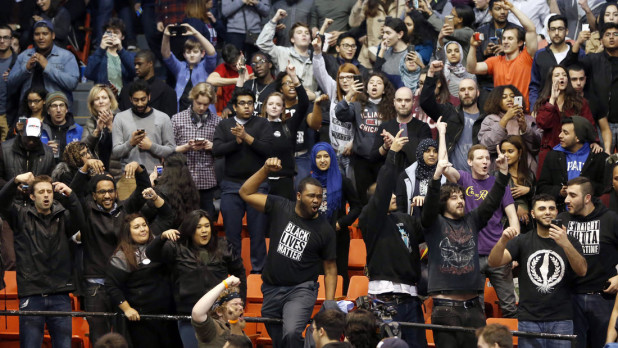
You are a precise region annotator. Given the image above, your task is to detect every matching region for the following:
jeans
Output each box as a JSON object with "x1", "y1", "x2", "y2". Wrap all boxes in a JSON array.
[
  {"x1": 84, "y1": 282, "x2": 113, "y2": 344},
  {"x1": 609, "y1": 122, "x2": 618, "y2": 153},
  {"x1": 19, "y1": 294, "x2": 72, "y2": 348},
  {"x1": 225, "y1": 33, "x2": 259, "y2": 62},
  {"x1": 370, "y1": 294, "x2": 427, "y2": 348},
  {"x1": 518, "y1": 320, "x2": 573, "y2": 348},
  {"x1": 294, "y1": 152, "x2": 311, "y2": 191},
  {"x1": 261, "y1": 280, "x2": 319, "y2": 348},
  {"x1": 479, "y1": 255, "x2": 518, "y2": 318},
  {"x1": 178, "y1": 320, "x2": 198, "y2": 348},
  {"x1": 573, "y1": 293, "x2": 614, "y2": 348},
  {"x1": 431, "y1": 299, "x2": 486, "y2": 348},
  {"x1": 199, "y1": 187, "x2": 217, "y2": 221},
  {"x1": 220, "y1": 180, "x2": 268, "y2": 273}
]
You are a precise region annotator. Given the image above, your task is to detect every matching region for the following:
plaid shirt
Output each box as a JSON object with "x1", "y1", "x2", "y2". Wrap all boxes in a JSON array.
[
  {"x1": 156, "y1": 0, "x2": 186, "y2": 25},
  {"x1": 172, "y1": 108, "x2": 221, "y2": 190}
]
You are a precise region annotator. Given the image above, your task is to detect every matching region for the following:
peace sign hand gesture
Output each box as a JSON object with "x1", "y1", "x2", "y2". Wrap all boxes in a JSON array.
[{"x1": 495, "y1": 145, "x2": 508, "y2": 174}]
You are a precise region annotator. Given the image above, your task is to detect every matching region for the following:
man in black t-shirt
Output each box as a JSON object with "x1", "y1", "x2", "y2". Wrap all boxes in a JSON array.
[
  {"x1": 240, "y1": 157, "x2": 337, "y2": 348},
  {"x1": 488, "y1": 194, "x2": 587, "y2": 347}
]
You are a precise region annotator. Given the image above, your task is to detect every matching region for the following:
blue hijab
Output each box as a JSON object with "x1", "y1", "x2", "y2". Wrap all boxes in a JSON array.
[{"x1": 310, "y1": 142, "x2": 342, "y2": 218}]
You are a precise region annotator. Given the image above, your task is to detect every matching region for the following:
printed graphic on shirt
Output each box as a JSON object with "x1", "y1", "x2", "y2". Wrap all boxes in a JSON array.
[
  {"x1": 566, "y1": 159, "x2": 584, "y2": 173},
  {"x1": 527, "y1": 249, "x2": 565, "y2": 293},
  {"x1": 318, "y1": 188, "x2": 328, "y2": 215},
  {"x1": 464, "y1": 185, "x2": 488, "y2": 201},
  {"x1": 566, "y1": 220, "x2": 600, "y2": 255},
  {"x1": 439, "y1": 227, "x2": 475, "y2": 275},
  {"x1": 276, "y1": 221, "x2": 310, "y2": 261},
  {"x1": 396, "y1": 222, "x2": 411, "y2": 252},
  {"x1": 360, "y1": 109, "x2": 381, "y2": 133}
]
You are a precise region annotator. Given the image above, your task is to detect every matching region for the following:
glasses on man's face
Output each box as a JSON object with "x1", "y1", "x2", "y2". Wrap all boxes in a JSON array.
[
  {"x1": 28, "y1": 99, "x2": 42, "y2": 105},
  {"x1": 251, "y1": 59, "x2": 267, "y2": 67},
  {"x1": 236, "y1": 101, "x2": 253, "y2": 107},
  {"x1": 49, "y1": 103, "x2": 66, "y2": 110},
  {"x1": 95, "y1": 189, "x2": 115, "y2": 195},
  {"x1": 340, "y1": 43, "x2": 357, "y2": 50},
  {"x1": 548, "y1": 27, "x2": 566, "y2": 33},
  {"x1": 0, "y1": 36, "x2": 11, "y2": 42},
  {"x1": 605, "y1": 31, "x2": 618, "y2": 37}
]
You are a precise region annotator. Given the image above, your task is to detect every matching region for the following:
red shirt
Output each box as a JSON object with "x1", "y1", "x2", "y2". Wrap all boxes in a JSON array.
[{"x1": 213, "y1": 63, "x2": 253, "y2": 112}]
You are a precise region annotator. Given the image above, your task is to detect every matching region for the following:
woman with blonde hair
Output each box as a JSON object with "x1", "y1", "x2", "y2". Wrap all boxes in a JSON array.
[{"x1": 83, "y1": 84, "x2": 119, "y2": 176}]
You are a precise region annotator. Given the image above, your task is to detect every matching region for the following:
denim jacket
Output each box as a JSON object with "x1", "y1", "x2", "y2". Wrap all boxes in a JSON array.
[
  {"x1": 163, "y1": 53, "x2": 217, "y2": 114},
  {"x1": 7, "y1": 45, "x2": 79, "y2": 106},
  {"x1": 84, "y1": 48, "x2": 136, "y2": 86}
]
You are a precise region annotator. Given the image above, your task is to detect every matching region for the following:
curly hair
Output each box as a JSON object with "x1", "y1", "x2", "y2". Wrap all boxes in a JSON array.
[
  {"x1": 406, "y1": 11, "x2": 438, "y2": 46},
  {"x1": 155, "y1": 153, "x2": 200, "y2": 227},
  {"x1": 61, "y1": 142, "x2": 88, "y2": 170},
  {"x1": 363, "y1": 72, "x2": 397, "y2": 122},
  {"x1": 484, "y1": 85, "x2": 525, "y2": 115},
  {"x1": 345, "y1": 309, "x2": 380, "y2": 348},
  {"x1": 533, "y1": 65, "x2": 583, "y2": 114},
  {"x1": 209, "y1": 285, "x2": 242, "y2": 319}
]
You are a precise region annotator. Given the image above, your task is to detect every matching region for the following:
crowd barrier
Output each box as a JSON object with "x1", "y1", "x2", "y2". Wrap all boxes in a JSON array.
[{"x1": 0, "y1": 310, "x2": 579, "y2": 347}]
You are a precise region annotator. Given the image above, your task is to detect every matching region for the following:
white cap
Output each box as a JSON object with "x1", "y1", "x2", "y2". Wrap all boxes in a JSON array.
[{"x1": 25, "y1": 117, "x2": 42, "y2": 137}]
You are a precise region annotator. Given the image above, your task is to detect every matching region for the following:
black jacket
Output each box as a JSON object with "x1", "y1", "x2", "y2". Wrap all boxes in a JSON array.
[
  {"x1": 420, "y1": 75, "x2": 486, "y2": 153},
  {"x1": 370, "y1": 118, "x2": 432, "y2": 170},
  {"x1": 0, "y1": 136, "x2": 55, "y2": 188},
  {"x1": 146, "y1": 236, "x2": 247, "y2": 315},
  {"x1": 0, "y1": 180, "x2": 85, "y2": 297},
  {"x1": 537, "y1": 148, "x2": 609, "y2": 204},
  {"x1": 119, "y1": 77, "x2": 178, "y2": 118},
  {"x1": 70, "y1": 167, "x2": 151, "y2": 279}
]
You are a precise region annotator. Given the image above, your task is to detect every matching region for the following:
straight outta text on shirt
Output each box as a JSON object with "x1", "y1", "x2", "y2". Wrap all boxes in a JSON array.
[{"x1": 567, "y1": 220, "x2": 600, "y2": 255}]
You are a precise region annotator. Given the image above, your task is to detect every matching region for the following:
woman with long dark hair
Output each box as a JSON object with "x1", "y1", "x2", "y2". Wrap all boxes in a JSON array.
[
  {"x1": 479, "y1": 84, "x2": 541, "y2": 173},
  {"x1": 310, "y1": 142, "x2": 361, "y2": 291},
  {"x1": 404, "y1": 10, "x2": 438, "y2": 65},
  {"x1": 499, "y1": 135, "x2": 535, "y2": 229},
  {"x1": 533, "y1": 65, "x2": 602, "y2": 175},
  {"x1": 15, "y1": 87, "x2": 47, "y2": 135},
  {"x1": 146, "y1": 209, "x2": 246, "y2": 348},
  {"x1": 105, "y1": 189, "x2": 181, "y2": 348}
]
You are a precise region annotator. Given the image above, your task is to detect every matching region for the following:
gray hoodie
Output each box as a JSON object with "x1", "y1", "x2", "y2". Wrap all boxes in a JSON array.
[{"x1": 222, "y1": 0, "x2": 270, "y2": 34}]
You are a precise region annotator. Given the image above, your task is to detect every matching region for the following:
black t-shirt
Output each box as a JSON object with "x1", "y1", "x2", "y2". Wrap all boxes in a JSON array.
[
  {"x1": 262, "y1": 195, "x2": 337, "y2": 286},
  {"x1": 506, "y1": 231, "x2": 583, "y2": 321},
  {"x1": 609, "y1": 56, "x2": 618, "y2": 123}
]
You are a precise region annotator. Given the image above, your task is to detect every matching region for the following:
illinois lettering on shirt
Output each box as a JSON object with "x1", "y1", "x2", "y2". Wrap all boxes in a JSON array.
[
  {"x1": 277, "y1": 221, "x2": 310, "y2": 261},
  {"x1": 566, "y1": 220, "x2": 600, "y2": 255}
]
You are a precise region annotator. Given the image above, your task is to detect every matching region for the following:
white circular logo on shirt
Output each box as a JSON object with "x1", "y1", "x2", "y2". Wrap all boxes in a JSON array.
[
  {"x1": 274, "y1": 131, "x2": 281, "y2": 137},
  {"x1": 527, "y1": 249, "x2": 565, "y2": 294}
]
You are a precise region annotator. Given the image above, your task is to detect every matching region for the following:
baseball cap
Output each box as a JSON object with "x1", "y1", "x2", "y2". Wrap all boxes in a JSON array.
[
  {"x1": 25, "y1": 118, "x2": 42, "y2": 137},
  {"x1": 33, "y1": 19, "x2": 54, "y2": 33}
]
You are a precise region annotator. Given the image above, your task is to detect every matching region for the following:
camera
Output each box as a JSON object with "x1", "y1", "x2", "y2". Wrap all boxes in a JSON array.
[{"x1": 356, "y1": 296, "x2": 401, "y2": 339}]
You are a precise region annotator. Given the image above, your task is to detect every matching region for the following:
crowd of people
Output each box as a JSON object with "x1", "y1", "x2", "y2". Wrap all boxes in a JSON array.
[{"x1": 4, "y1": 0, "x2": 618, "y2": 347}]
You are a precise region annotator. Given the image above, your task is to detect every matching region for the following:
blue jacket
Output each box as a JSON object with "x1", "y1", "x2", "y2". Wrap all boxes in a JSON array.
[
  {"x1": 84, "y1": 48, "x2": 136, "y2": 86},
  {"x1": 163, "y1": 53, "x2": 217, "y2": 114},
  {"x1": 40, "y1": 118, "x2": 83, "y2": 148},
  {"x1": 7, "y1": 45, "x2": 79, "y2": 106}
]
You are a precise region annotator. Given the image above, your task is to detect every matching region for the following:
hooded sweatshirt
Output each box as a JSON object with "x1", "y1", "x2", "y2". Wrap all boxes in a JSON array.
[
  {"x1": 558, "y1": 200, "x2": 618, "y2": 293},
  {"x1": 553, "y1": 142, "x2": 590, "y2": 181}
]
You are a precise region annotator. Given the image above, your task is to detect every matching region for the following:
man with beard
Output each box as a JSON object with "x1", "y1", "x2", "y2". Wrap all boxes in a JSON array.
[
  {"x1": 420, "y1": 61, "x2": 485, "y2": 172},
  {"x1": 118, "y1": 50, "x2": 177, "y2": 118},
  {"x1": 467, "y1": 0, "x2": 538, "y2": 103},
  {"x1": 563, "y1": 23, "x2": 618, "y2": 153},
  {"x1": 529, "y1": 15, "x2": 584, "y2": 107},
  {"x1": 488, "y1": 194, "x2": 586, "y2": 348},
  {"x1": 7, "y1": 20, "x2": 78, "y2": 107},
  {"x1": 239, "y1": 157, "x2": 337, "y2": 348},
  {"x1": 371, "y1": 87, "x2": 432, "y2": 172},
  {"x1": 556, "y1": 177, "x2": 618, "y2": 348},
  {"x1": 112, "y1": 80, "x2": 176, "y2": 170},
  {"x1": 0, "y1": 25, "x2": 15, "y2": 141},
  {"x1": 172, "y1": 83, "x2": 220, "y2": 218},
  {"x1": 422, "y1": 146, "x2": 510, "y2": 347},
  {"x1": 213, "y1": 89, "x2": 273, "y2": 274},
  {"x1": 223, "y1": 52, "x2": 277, "y2": 117}
]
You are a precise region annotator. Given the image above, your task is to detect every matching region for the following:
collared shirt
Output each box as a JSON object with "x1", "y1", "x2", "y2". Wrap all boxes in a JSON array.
[
  {"x1": 155, "y1": 0, "x2": 186, "y2": 25},
  {"x1": 172, "y1": 107, "x2": 220, "y2": 190}
]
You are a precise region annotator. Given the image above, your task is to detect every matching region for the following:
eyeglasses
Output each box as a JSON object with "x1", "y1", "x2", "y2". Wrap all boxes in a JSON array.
[
  {"x1": 548, "y1": 27, "x2": 566, "y2": 32},
  {"x1": 236, "y1": 101, "x2": 253, "y2": 107},
  {"x1": 251, "y1": 59, "x2": 267, "y2": 67},
  {"x1": 49, "y1": 103, "x2": 66, "y2": 110},
  {"x1": 604, "y1": 31, "x2": 618, "y2": 37},
  {"x1": 282, "y1": 81, "x2": 295, "y2": 86},
  {"x1": 339, "y1": 75, "x2": 354, "y2": 81},
  {"x1": 0, "y1": 36, "x2": 10, "y2": 41},
  {"x1": 28, "y1": 99, "x2": 43, "y2": 104},
  {"x1": 95, "y1": 189, "x2": 115, "y2": 195},
  {"x1": 340, "y1": 43, "x2": 357, "y2": 50}
]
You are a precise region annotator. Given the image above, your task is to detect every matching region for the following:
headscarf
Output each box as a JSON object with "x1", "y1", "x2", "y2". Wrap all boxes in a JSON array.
[
  {"x1": 415, "y1": 138, "x2": 438, "y2": 180},
  {"x1": 443, "y1": 41, "x2": 468, "y2": 80},
  {"x1": 310, "y1": 142, "x2": 342, "y2": 218}
]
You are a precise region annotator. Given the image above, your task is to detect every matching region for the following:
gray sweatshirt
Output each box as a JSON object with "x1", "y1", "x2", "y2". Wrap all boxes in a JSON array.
[{"x1": 222, "y1": 0, "x2": 270, "y2": 34}]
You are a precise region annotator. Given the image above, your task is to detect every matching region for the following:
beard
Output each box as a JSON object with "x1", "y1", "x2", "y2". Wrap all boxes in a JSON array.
[{"x1": 461, "y1": 96, "x2": 478, "y2": 107}]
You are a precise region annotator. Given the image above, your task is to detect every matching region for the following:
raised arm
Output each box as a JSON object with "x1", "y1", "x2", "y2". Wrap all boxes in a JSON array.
[
  {"x1": 467, "y1": 35, "x2": 488, "y2": 75},
  {"x1": 488, "y1": 227, "x2": 517, "y2": 267},
  {"x1": 239, "y1": 158, "x2": 282, "y2": 213},
  {"x1": 182, "y1": 23, "x2": 216, "y2": 56},
  {"x1": 192, "y1": 275, "x2": 241, "y2": 323},
  {"x1": 550, "y1": 223, "x2": 587, "y2": 276},
  {"x1": 503, "y1": 0, "x2": 538, "y2": 57}
]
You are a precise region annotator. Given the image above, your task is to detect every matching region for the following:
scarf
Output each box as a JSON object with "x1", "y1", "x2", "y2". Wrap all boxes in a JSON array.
[
  {"x1": 443, "y1": 41, "x2": 468, "y2": 80},
  {"x1": 310, "y1": 142, "x2": 342, "y2": 218},
  {"x1": 415, "y1": 138, "x2": 438, "y2": 180}
]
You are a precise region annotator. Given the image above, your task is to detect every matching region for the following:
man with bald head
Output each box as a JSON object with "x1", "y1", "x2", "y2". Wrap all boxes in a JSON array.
[
  {"x1": 420, "y1": 60, "x2": 486, "y2": 172},
  {"x1": 371, "y1": 86, "x2": 432, "y2": 173}
]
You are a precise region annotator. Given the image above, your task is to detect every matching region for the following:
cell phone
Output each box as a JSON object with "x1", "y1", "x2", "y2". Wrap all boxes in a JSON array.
[
  {"x1": 135, "y1": 6, "x2": 143, "y2": 17},
  {"x1": 398, "y1": 123, "x2": 409, "y2": 138},
  {"x1": 195, "y1": 137, "x2": 206, "y2": 142},
  {"x1": 353, "y1": 74, "x2": 363, "y2": 85},
  {"x1": 18, "y1": 116, "x2": 27, "y2": 124},
  {"x1": 551, "y1": 219, "x2": 562, "y2": 227},
  {"x1": 513, "y1": 96, "x2": 523, "y2": 107},
  {"x1": 155, "y1": 166, "x2": 163, "y2": 175},
  {"x1": 137, "y1": 129, "x2": 145, "y2": 134},
  {"x1": 582, "y1": 23, "x2": 590, "y2": 32},
  {"x1": 489, "y1": 36, "x2": 499, "y2": 45},
  {"x1": 21, "y1": 184, "x2": 29, "y2": 190},
  {"x1": 407, "y1": 44, "x2": 416, "y2": 53},
  {"x1": 104, "y1": 30, "x2": 113, "y2": 37},
  {"x1": 169, "y1": 25, "x2": 186, "y2": 36},
  {"x1": 445, "y1": 15, "x2": 454, "y2": 27}
]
